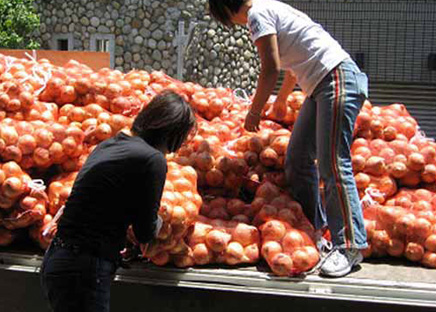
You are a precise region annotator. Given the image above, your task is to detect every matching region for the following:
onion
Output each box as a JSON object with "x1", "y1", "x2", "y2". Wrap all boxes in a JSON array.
[
  {"x1": 49, "y1": 142, "x2": 65, "y2": 164},
  {"x1": 110, "y1": 96, "x2": 130, "y2": 114},
  {"x1": 387, "y1": 238, "x2": 405, "y2": 257},
  {"x1": 364, "y1": 156, "x2": 386, "y2": 176},
  {"x1": 2, "y1": 176, "x2": 24, "y2": 198},
  {"x1": 66, "y1": 126, "x2": 85, "y2": 144},
  {"x1": 6, "y1": 98, "x2": 21, "y2": 112},
  {"x1": 352, "y1": 154, "x2": 366, "y2": 172},
  {"x1": 34, "y1": 128, "x2": 54, "y2": 148},
  {"x1": 383, "y1": 126, "x2": 397, "y2": 141},
  {"x1": 424, "y1": 235, "x2": 436, "y2": 252},
  {"x1": 270, "y1": 136, "x2": 289, "y2": 156},
  {"x1": 205, "y1": 168, "x2": 224, "y2": 187},
  {"x1": 231, "y1": 223, "x2": 259, "y2": 246},
  {"x1": 407, "y1": 153, "x2": 426, "y2": 171},
  {"x1": 226, "y1": 199, "x2": 246, "y2": 216},
  {"x1": 256, "y1": 181, "x2": 280, "y2": 202},
  {"x1": 2, "y1": 161, "x2": 22, "y2": 178},
  {"x1": 32, "y1": 147, "x2": 51, "y2": 168},
  {"x1": 18, "y1": 91, "x2": 34, "y2": 109},
  {"x1": 61, "y1": 137, "x2": 78, "y2": 157},
  {"x1": 405, "y1": 242, "x2": 424, "y2": 262},
  {"x1": 1, "y1": 125, "x2": 19, "y2": 145},
  {"x1": 68, "y1": 107, "x2": 85, "y2": 122},
  {"x1": 192, "y1": 243, "x2": 213, "y2": 265},
  {"x1": 261, "y1": 220, "x2": 287, "y2": 241},
  {"x1": 261, "y1": 240, "x2": 283, "y2": 259},
  {"x1": 225, "y1": 241, "x2": 244, "y2": 265},
  {"x1": 0, "y1": 169, "x2": 5, "y2": 185},
  {"x1": 282, "y1": 229, "x2": 304, "y2": 253},
  {"x1": 205, "y1": 230, "x2": 231, "y2": 253},
  {"x1": 95, "y1": 123, "x2": 112, "y2": 141},
  {"x1": 14, "y1": 121, "x2": 34, "y2": 136},
  {"x1": 269, "y1": 253, "x2": 293, "y2": 276},
  {"x1": 2, "y1": 145, "x2": 22, "y2": 162},
  {"x1": 422, "y1": 252, "x2": 436, "y2": 268},
  {"x1": 353, "y1": 146, "x2": 372, "y2": 160},
  {"x1": 109, "y1": 114, "x2": 128, "y2": 133},
  {"x1": 0, "y1": 93, "x2": 10, "y2": 110},
  {"x1": 291, "y1": 249, "x2": 312, "y2": 272},
  {"x1": 195, "y1": 152, "x2": 214, "y2": 171},
  {"x1": 387, "y1": 161, "x2": 407, "y2": 179}
]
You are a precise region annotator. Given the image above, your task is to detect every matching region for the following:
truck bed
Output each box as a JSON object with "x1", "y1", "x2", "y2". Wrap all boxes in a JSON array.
[{"x1": 1, "y1": 244, "x2": 436, "y2": 310}]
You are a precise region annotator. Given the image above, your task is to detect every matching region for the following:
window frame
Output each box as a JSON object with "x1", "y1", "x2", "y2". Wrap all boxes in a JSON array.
[
  {"x1": 51, "y1": 33, "x2": 74, "y2": 51},
  {"x1": 90, "y1": 33, "x2": 115, "y2": 68}
]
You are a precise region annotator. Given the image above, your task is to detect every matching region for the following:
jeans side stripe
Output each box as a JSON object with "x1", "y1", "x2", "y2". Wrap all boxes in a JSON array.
[{"x1": 331, "y1": 66, "x2": 353, "y2": 248}]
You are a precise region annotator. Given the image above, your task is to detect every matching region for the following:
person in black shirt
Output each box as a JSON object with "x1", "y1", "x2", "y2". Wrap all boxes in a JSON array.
[{"x1": 40, "y1": 91, "x2": 196, "y2": 312}]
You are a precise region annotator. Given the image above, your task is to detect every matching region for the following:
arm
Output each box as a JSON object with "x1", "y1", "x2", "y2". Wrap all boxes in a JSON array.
[
  {"x1": 269, "y1": 70, "x2": 297, "y2": 120},
  {"x1": 276, "y1": 70, "x2": 297, "y2": 103},
  {"x1": 131, "y1": 153, "x2": 167, "y2": 244},
  {"x1": 245, "y1": 34, "x2": 281, "y2": 132}
]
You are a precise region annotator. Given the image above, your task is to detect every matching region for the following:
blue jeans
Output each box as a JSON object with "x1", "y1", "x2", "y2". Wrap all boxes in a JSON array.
[
  {"x1": 40, "y1": 242, "x2": 117, "y2": 312},
  {"x1": 285, "y1": 59, "x2": 368, "y2": 249}
]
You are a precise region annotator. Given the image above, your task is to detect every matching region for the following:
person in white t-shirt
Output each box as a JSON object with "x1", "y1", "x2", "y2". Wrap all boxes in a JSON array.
[{"x1": 208, "y1": 0, "x2": 369, "y2": 278}]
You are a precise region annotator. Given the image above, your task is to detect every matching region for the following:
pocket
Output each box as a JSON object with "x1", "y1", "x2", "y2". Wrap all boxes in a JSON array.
[
  {"x1": 355, "y1": 72, "x2": 369, "y2": 98},
  {"x1": 43, "y1": 273, "x2": 83, "y2": 311}
]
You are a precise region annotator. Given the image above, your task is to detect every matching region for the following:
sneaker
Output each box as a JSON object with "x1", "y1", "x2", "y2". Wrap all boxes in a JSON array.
[{"x1": 319, "y1": 248, "x2": 363, "y2": 278}]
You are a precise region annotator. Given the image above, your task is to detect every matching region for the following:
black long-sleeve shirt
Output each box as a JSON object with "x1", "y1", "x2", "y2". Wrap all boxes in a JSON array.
[{"x1": 56, "y1": 132, "x2": 167, "y2": 262}]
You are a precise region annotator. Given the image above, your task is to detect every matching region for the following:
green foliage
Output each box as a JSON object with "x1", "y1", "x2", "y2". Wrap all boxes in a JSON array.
[{"x1": 0, "y1": 0, "x2": 40, "y2": 49}]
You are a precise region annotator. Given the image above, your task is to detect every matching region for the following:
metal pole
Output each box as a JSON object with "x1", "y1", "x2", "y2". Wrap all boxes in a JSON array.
[{"x1": 176, "y1": 21, "x2": 185, "y2": 81}]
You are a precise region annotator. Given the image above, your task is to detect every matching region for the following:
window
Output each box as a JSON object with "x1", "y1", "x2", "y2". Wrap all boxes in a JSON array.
[
  {"x1": 57, "y1": 39, "x2": 69, "y2": 51},
  {"x1": 96, "y1": 39, "x2": 111, "y2": 53},
  {"x1": 90, "y1": 34, "x2": 115, "y2": 68},
  {"x1": 51, "y1": 34, "x2": 74, "y2": 51}
]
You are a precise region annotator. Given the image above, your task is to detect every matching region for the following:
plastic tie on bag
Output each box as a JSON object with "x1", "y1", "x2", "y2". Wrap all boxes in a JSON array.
[
  {"x1": 27, "y1": 179, "x2": 49, "y2": 203},
  {"x1": 24, "y1": 50, "x2": 38, "y2": 64},
  {"x1": 232, "y1": 88, "x2": 251, "y2": 107},
  {"x1": 410, "y1": 127, "x2": 435, "y2": 144},
  {"x1": 360, "y1": 187, "x2": 384, "y2": 210},
  {"x1": 42, "y1": 205, "x2": 65, "y2": 238},
  {"x1": 3, "y1": 56, "x2": 16, "y2": 75},
  {"x1": 32, "y1": 64, "x2": 53, "y2": 96},
  {"x1": 27, "y1": 179, "x2": 46, "y2": 193}
]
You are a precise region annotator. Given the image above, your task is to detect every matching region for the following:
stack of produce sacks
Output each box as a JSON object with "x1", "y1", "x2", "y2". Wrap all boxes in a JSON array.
[
  {"x1": 361, "y1": 188, "x2": 436, "y2": 268},
  {"x1": 0, "y1": 161, "x2": 47, "y2": 245},
  {"x1": 2, "y1": 52, "x2": 436, "y2": 276},
  {"x1": 147, "y1": 215, "x2": 260, "y2": 267},
  {"x1": 0, "y1": 118, "x2": 93, "y2": 172},
  {"x1": 260, "y1": 219, "x2": 319, "y2": 276},
  {"x1": 352, "y1": 101, "x2": 436, "y2": 268},
  {"x1": 141, "y1": 162, "x2": 203, "y2": 266}
]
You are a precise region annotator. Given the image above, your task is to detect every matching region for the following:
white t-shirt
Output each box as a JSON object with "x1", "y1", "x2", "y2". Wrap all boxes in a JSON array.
[{"x1": 247, "y1": 0, "x2": 350, "y2": 96}]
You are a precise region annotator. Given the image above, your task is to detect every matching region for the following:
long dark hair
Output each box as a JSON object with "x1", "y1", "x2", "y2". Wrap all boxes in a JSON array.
[
  {"x1": 131, "y1": 91, "x2": 196, "y2": 153},
  {"x1": 208, "y1": 0, "x2": 245, "y2": 27}
]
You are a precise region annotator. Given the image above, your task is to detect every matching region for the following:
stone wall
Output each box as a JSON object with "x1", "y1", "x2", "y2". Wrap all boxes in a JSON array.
[{"x1": 33, "y1": 0, "x2": 260, "y2": 93}]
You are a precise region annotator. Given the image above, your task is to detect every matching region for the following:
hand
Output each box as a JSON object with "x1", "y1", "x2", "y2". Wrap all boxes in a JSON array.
[
  {"x1": 271, "y1": 98, "x2": 287, "y2": 120},
  {"x1": 140, "y1": 243, "x2": 149, "y2": 257},
  {"x1": 244, "y1": 111, "x2": 261, "y2": 132},
  {"x1": 126, "y1": 225, "x2": 139, "y2": 245}
]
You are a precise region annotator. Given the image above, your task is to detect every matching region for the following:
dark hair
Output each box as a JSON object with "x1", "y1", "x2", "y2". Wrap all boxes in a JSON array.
[
  {"x1": 208, "y1": 0, "x2": 245, "y2": 27},
  {"x1": 131, "y1": 90, "x2": 196, "y2": 153}
]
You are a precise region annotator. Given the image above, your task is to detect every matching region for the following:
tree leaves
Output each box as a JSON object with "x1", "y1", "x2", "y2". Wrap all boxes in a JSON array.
[{"x1": 0, "y1": 0, "x2": 40, "y2": 49}]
